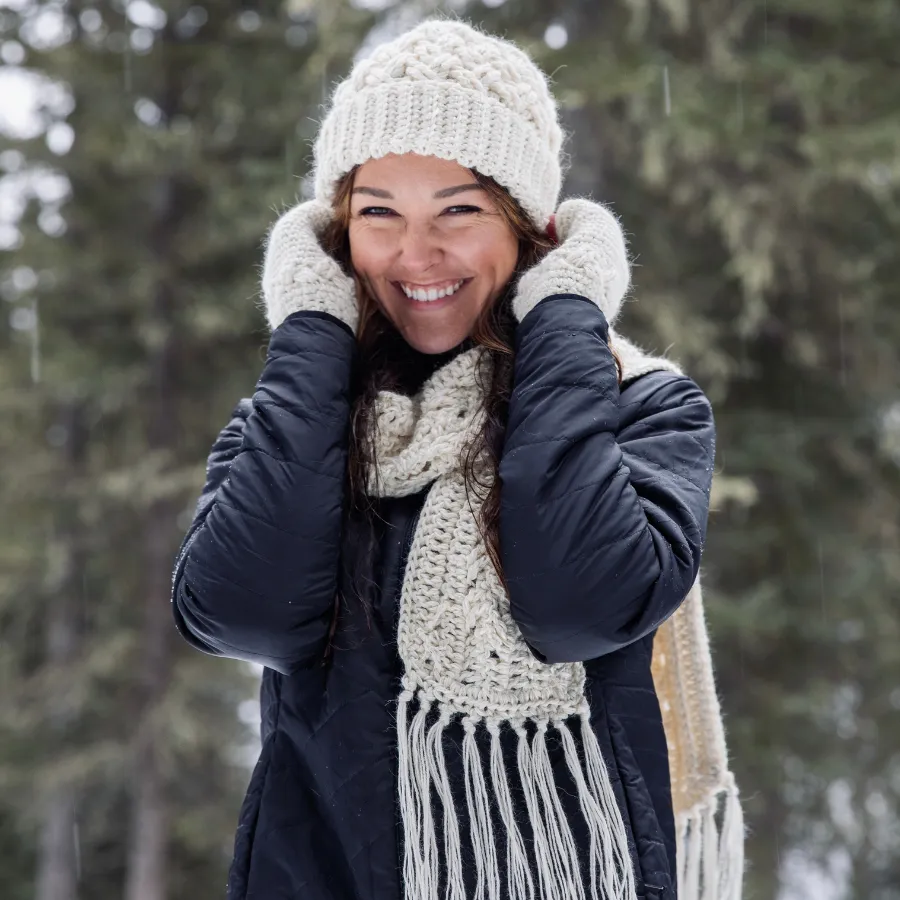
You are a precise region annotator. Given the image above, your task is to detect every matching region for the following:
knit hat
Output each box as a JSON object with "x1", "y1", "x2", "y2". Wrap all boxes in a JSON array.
[{"x1": 312, "y1": 18, "x2": 564, "y2": 230}]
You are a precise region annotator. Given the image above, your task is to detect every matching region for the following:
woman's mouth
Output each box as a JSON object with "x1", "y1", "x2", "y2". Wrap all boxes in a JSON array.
[{"x1": 393, "y1": 278, "x2": 472, "y2": 308}]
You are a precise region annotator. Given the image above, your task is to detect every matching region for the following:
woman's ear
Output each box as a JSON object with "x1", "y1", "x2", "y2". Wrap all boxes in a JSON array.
[{"x1": 546, "y1": 213, "x2": 559, "y2": 246}]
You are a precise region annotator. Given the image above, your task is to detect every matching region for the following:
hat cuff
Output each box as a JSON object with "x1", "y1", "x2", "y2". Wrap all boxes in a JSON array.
[{"x1": 313, "y1": 81, "x2": 560, "y2": 230}]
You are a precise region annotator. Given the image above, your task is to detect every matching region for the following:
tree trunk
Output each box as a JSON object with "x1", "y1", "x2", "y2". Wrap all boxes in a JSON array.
[
  {"x1": 124, "y1": 153, "x2": 182, "y2": 900},
  {"x1": 124, "y1": 479, "x2": 179, "y2": 900},
  {"x1": 124, "y1": 700, "x2": 167, "y2": 900},
  {"x1": 36, "y1": 783, "x2": 79, "y2": 900},
  {"x1": 36, "y1": 401, "x2": 89, "y2": 900}
]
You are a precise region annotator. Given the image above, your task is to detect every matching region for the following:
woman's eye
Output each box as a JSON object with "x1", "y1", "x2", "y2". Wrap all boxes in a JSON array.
[{"x1": 357, "y1": 205, "x2": 481, "y2": 218}]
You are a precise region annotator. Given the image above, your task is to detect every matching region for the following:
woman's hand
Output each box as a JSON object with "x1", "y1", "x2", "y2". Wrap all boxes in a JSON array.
[
  {"x1": 260, "y1": 199, "x2": 359, "y2": 333},
  {"x1": 512, "y1": 198, "x2": 631, "y2": 325}
]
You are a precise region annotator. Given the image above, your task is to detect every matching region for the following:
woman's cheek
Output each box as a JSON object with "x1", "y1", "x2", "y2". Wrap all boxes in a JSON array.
[
  {"x1": 350, "y1": 225, "x2": 398, "y2": 272},
  {"x1": 349, "y1": 233, "x2": 384, "y2": 278}
]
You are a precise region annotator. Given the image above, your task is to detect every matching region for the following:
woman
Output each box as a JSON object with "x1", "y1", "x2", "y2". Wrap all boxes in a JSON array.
[{"x1": 172, "y1": 19, "x2": 720, "y2": 900}]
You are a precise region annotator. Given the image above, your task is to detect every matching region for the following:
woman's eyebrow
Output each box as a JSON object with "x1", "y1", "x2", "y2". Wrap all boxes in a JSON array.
[
  {"x1": 433, "y1": 183, "x2": 483, "y2": 199},
  {"x1": 351, "y1": 184, "x2": 484, "y2": 199}
]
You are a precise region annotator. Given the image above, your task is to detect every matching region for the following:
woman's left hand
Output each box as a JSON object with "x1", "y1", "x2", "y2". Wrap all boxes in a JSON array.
[{"x1": 512, "y1": 198, "x2": 631, "y2": 325}]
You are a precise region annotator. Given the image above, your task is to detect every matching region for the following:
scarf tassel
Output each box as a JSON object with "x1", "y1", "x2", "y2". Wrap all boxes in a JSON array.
[
  {"x1": 676, "y1": 771, "x2": 746, "y2": 900},
  {"x1": 397, "y1": 691, "x2": 638, "y2": 900}
]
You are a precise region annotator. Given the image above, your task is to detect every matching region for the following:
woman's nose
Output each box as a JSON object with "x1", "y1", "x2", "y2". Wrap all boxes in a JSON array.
[{"x1": 396, "y1": 223, "x2": 443, "y2": 271}]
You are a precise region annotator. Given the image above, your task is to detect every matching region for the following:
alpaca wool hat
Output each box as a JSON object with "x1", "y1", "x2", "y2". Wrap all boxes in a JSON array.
[{"x1": 312, "y1": 18, "x2": 564, "y2": 229}]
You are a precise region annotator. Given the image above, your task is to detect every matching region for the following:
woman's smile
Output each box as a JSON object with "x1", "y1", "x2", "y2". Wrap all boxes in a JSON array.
[{"x1": 392, "y1": 277, "x2": 473, "y2": 307}]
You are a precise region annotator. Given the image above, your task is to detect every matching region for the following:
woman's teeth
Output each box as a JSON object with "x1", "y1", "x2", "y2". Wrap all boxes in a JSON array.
[{"x1": 400, "y1": 280, "x2": 465, "y2": 302}]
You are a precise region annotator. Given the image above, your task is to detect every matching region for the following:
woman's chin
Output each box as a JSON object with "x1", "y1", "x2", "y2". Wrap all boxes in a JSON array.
[
  {"x1": 400, "y1": 328, "x2": 471, "y2": 355},
  {"x1": 377, "y1": 303, "x2": 477, "y2": 355}
]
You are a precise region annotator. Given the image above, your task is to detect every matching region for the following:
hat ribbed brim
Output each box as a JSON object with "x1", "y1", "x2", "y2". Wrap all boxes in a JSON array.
[{"x1": 313, "y1": 81, "x2": 560, "y2": 230}]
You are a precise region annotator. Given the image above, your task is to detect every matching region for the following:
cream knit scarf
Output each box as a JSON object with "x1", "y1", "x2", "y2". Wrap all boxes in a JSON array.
[{"x1": 366, "y1": 330, "x2": 745, "y2": 900}]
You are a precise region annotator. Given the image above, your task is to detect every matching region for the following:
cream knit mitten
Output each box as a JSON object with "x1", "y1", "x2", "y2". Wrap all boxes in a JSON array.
[
  {"x1": 512, "y1": 198, "x2": 631, "y2": 325},
  {"x1": 260, "y1": 199, "x2": 359, "y2": 334}
]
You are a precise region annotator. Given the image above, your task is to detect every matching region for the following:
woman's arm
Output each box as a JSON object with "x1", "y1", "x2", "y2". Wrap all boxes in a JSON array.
[
  {"x1": 499, "y1": 295, "x2": 715, "y2": 664},
  {"x1": 171, "y1": 310, "x2": 354, "y2": 675}
]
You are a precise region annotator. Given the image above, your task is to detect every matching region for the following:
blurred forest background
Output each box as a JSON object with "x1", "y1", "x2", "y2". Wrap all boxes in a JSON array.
[{"x1": 1, "y1": 0, "x2": 898, "y2": 898}]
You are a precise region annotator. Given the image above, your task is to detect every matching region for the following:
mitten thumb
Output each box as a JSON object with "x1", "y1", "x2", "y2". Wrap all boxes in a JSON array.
[
  {"x1": 555, "y1": 198, "x2": 631, "y2": 321},
  {"x1": 260, "y1": 200, "x2": 358, "y2": 333}
]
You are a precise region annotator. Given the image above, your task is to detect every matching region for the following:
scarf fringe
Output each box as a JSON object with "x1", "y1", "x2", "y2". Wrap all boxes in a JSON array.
[
  {"x1": 397, "y1": 690, "x2": 638, "y2": 900},
  {"x1": 488, "y1": 721, "x2": 534, "y2": 900},
  {"x1": 427, "y1": 708, "x2": 466, "y2": 900},
  {"x1": 463, "y1": 716, "x2": 502, "y2": 898},
  {"x1": 676, "y1": 771, "x2": 745, "y2": 900}
]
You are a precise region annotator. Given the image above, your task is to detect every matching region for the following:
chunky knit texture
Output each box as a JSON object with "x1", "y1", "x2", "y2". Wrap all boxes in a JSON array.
[
  {"x1": 513, "y1": 198, "x2": 632, "y2": 323},
  {"x1": 370, "y1": 351, "x2": 590, "y2": 723},
  {"x1": 312, "y1": 19, "x2": 564, "y2": 230},
  {"x1": 260, "y1": 199, "x2": 359, "y2": 333}
]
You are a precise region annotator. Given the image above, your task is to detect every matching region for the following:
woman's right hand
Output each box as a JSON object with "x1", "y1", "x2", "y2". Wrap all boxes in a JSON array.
[{"x1": 260, "y1": 199, "x2": 359, "y2": 333}]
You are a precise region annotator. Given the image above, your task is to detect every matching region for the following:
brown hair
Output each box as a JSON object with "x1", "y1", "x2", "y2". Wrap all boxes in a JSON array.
[{"x1": 319, "y1": 165, "x2": 620, "y2": 655}]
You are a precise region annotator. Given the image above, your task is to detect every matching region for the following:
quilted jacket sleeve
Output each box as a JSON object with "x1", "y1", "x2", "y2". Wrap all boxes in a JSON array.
[
  {"x1": 499, "y1": 295, "x2": 715, "y2": 664},
  {"x1": 171, "y1": 310, "x2": 354, "y2": 675}
]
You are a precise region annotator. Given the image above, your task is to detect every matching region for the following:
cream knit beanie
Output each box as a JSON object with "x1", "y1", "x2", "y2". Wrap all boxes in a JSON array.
[{"x1": 312, "y1": 18, "x2": 564, "y2": 230}]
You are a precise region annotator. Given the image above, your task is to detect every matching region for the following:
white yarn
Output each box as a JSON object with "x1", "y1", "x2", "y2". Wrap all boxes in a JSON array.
[
  {"x1": 531, "y1": 721, "x2": 585, "y2": 899},
  {"x1": 260, "y1": 199, "x2": 359, "y2": 333},
  {"x1": 462, "y1": 716, "x2": 501, "y2": 900},
  {"x1": 514, "y1": 722, "x2": 559, "y2": 900},
  {"x1": 675, "y1": 787, "x2": 746, "y2": 900},
  {"x1": 513, "y1": 198, "x2": 633, "y2": 325},
  {"x1": 313, "y1": 19, "x2": 564, "y2": 229},
  {"x1": 427, "y1": 711, "x2": 466, "y2": 900},
  {"x1": 410, "y1": 700, "x2": 439, "y2": 898},
  {"x1": 656, "y1": 581, "x2": 748, "y2": 900},
  {"x1": 486, "y1": 721, "x2": 535, "y2": 900}
]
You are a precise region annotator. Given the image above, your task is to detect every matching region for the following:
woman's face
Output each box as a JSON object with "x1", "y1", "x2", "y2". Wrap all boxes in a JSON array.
[{"x1": 348, "y1": 153, "x2": 519, "y2": 355}]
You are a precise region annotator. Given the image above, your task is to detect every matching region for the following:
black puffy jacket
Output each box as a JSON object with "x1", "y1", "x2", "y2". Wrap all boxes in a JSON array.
[{"x1": 172, "y1": 295, "x2": 716, "y2": 900}]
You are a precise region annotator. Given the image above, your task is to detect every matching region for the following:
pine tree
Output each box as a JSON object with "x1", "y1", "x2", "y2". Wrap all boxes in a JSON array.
[{"x1": 1, "y1": 0, "x2": 378, "y2": 896}]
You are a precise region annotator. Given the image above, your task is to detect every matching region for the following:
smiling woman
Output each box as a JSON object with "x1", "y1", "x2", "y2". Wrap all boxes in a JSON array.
[{"x1": 172, "y1": 16, "x2": 743, "y2": 900}]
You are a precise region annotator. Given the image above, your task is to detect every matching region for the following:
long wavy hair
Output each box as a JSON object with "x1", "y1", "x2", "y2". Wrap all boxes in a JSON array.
[{"x1": 319, "y1": 165, "x2": 619, "y2": 656}]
